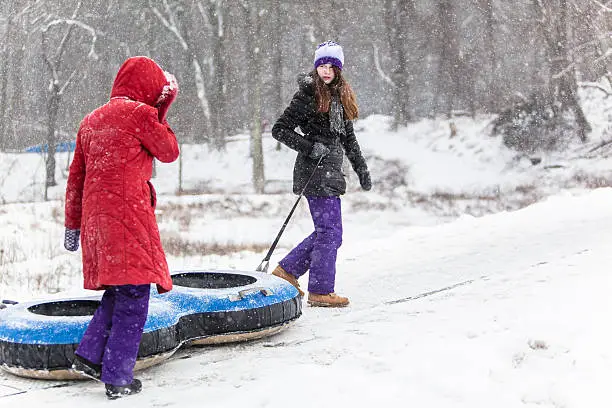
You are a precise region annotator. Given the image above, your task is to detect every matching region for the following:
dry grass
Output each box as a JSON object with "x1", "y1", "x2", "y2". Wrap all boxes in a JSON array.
[
  {"x1": 0, "y1": 229, "x2": 80, "y2": 296},
  {"x1": 162, "y1": 236, "x2": 269, "y2": 257},
  {"x1": 569, "y1": 172, "x2": 612, "y2": 189},
  {"x1": 402, "y1": 183, "x2": 543, "y2": 218},
  {"x1": 51, "y1": 204, "x2": 63, "y2": 224},
  {"x1": 157, "y1": 198, "x2": 280, "y2": 222},
  {"x1": 0, "y1": 240, "x2": 26, "y2": 266}
]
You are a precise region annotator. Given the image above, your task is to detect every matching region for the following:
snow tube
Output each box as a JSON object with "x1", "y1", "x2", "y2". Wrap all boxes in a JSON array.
[
  {"x1": 0, "y1": 296, "x2": 180, "y2": 380},
  {"x1": 0, "y1": 270, "x2": 301, "y2": 380},
  {"x1": 167, "y1": 270, "x2": 302, "y2": 345}
]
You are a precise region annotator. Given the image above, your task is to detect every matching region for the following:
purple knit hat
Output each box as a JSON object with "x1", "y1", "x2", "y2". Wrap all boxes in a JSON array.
[{"x1": 314, "y1": 41, "x2": 344, "y2": 70}]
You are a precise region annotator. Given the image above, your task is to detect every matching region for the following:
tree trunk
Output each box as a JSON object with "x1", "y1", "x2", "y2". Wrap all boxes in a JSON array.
[
  {"x1": 383, "y1": 0, "x2": 413, "y2": 128},
  {"x1": 271, "y1": 0, "x2": 284, "y2": 151},
  {"x1": 0, "y1": 8, "x2": 12, "y2": 151},
  {"x1": 483, "y1": 0, "x2": 499, "y2": 112},
  {"x1": 178, "y1": 143, "x2": 184, "y2": 194},
  {"x1": 45, "y1": 92, "x2": 59, "y2": 199},
  {"x1": 549, "y1": 0, "x2": 590, "y2": 141},
  {"x1": 251, "y1": 79, "x2": 265, "y2": 194},
  {"x1": 2, "y1": 8, "x2": 25, "y2": 151},
  {"x1": 211, "y1": 1, "x2": 227, "y2": 148},
  {"x1": 245, "y1": 5, "x2": 265, "y2": 194},
  {"x1": 192, "y1": 53, "x2": 213, "y2": 144},
  {"x1": 435, "y1": 0, "x2": 461, "y2": 117}
]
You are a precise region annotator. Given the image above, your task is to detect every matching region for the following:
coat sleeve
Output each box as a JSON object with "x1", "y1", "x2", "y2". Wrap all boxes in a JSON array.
[
  {"x1": 272, "y1": 91, "x2": 315, "y2": 156},
  {"x1": 65, "y1": 123, "x2": 87, "y2": 230},
  {"x1": 340, "y1": 120, "x2": 369, "y2": 176},
  {"x1": 134, "y1": 104, "x2": 180, "y2": 163}
]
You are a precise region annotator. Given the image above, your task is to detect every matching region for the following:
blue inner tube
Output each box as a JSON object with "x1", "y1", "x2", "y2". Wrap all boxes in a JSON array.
[{"x1": 0, "y1": 270, "x2": 301, "y2": 373}]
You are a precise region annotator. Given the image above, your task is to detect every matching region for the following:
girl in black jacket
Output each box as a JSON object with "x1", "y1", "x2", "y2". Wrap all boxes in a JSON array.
[{"x1": 271, "y1": 41, "x2": 371, "y2": 307}]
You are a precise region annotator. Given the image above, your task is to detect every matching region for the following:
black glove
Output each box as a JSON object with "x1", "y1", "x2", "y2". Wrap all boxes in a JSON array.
[
  {"x1": 358, "y1": 171, "x2": 372, "y2": 191},
  {"x1": 64, "y1": 228, "x2": 80, "y2": 251},
  {"x1": 309, "y1": 142, "x2": 330, "y2": 159}
]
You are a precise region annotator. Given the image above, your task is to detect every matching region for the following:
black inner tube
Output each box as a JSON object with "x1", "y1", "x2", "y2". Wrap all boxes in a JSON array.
[
  {"x1": 27, "y1": 300, "x2": 101, "y2": 317},
  {"x1": 171, "y1": 272, "x2": 256, "y2": 289}
]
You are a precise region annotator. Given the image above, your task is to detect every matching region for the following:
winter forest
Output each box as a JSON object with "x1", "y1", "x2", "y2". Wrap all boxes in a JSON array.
[
  {"x1": 0, "y1": 0, "x2": 609, "y2": 194},
  {"x1": 1, "y1": 1, "x2": 612, "y2": 406}
]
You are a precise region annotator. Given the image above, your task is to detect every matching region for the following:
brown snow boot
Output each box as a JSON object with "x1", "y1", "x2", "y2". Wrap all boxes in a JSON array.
[
  {"x1": 271, "y1": 265, "x2": 304, "y2": 297},
  {"x1": 307, "y1": 292, "x2": 350, "y2": 307}
]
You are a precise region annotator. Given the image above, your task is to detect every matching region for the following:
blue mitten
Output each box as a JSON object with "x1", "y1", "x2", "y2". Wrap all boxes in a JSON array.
[{"x1": 64, "y1": 228, "x2": 80, "y2": 251}]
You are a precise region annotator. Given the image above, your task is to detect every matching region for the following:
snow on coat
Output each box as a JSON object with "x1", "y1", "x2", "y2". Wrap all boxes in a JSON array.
[{"x1": 65, "y1": 56, "x2": 179, "y2": 293}]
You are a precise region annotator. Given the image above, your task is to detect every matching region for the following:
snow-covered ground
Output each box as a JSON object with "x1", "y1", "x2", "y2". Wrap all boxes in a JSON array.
[
  {"x1": 2, "y1": 188, "x2": 612, "y2": 407},
  {"x1": 0, "y1": 86, "x2": 611, "y2": 406}
]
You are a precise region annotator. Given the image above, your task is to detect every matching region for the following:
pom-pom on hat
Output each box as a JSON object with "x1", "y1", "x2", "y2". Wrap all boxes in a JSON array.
[{"x1": 314, "y1": 41, "x2": 344, "y2": 70}]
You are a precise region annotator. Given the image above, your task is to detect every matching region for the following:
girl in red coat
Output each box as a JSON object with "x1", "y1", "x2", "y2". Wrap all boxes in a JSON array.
[{"x1": 64, "y1": 56, "x2": 179, "y2": 399}]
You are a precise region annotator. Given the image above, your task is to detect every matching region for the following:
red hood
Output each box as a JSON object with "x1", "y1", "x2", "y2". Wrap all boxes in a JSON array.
[{"x1": 110, "y1": 56, "x2": 167, "y2": 106}]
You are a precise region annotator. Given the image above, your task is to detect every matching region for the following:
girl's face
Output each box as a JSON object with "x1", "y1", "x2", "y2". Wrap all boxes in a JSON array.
[{"x1": 316, "y1": 64, "x2": 335, "y2": 84}]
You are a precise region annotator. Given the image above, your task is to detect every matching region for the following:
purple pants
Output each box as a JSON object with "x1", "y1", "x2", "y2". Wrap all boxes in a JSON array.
[
  {"x1": 75, "y1": 284, "x2": 150, "y2": 386},
  {"x1": 279, "y1": 196, "x2": 342, "y2": 294}
]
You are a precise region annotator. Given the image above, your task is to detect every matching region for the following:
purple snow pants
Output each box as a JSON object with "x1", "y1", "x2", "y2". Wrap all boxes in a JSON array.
[
  {"x1": 75, "y1": 284, "x2": 150, "y2": 386},
  {"x1": 279, "y1": 196, "x2": 342, "y2": 294}
]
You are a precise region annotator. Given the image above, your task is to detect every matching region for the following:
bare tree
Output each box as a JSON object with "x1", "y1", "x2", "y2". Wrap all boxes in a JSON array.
[
  {"x1": 1, "y1": 0, "x2": 609, "y2": 172},
  {"x1": 40, "y1": 2, "x2": 97, "y2": 199},
  {"x1": 381, "y1": 0, "x2": 414, "y2": 129},
  {"x1": 150, "y1": 0, "x2": 213, "y2": 144},
  {"x1": 480, "y1": 0, "x2": 502, "y2": 112},
  {"x1": 0, "y1": 0, "x2": 34, "y2": 151},
  {"x1": 270, "y1": 0, "x2": 284, "y2": 139},
  {"x1": 492, "y1": 0, "x2": 594, "y2": 152},
  {"x1": 534, "y1": 0, "x2": 591, "y2": 141},
  {"x1": 0, "y1": 5, "x2": 14, "y2": 150},
  {"x1": 240, "y1": 2, "x2": 266, "y2": 194},
  {"x1": 572, "y1": 0, "x2": 612, "y2": 86},
  {"x1": 196, "y1": 0, "x2": 230, "y2": 148},
  {"x1": 308, "y1": 0, "x2": 341, "y2": 41},
  {"x1": 433, "y1": 0, "x2": 465, "y2": 117}
]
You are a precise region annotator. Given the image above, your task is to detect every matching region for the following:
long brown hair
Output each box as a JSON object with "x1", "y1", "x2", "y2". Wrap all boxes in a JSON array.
[{"x1": 313, "y1": 66, "x2": 359, "y2": 120}]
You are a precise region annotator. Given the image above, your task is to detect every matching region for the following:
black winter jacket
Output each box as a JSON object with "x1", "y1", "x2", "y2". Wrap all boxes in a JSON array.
[{"x1": 272, "y1": 73, "x2": 369, "y2": 196}]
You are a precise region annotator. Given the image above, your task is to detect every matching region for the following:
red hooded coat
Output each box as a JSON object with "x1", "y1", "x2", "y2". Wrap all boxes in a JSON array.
[{"x1": 65, "y1": 56, "x2": 179, "y2": 293}]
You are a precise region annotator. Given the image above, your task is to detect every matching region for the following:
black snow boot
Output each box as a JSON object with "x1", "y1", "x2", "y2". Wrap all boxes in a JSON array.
[
  {"x1": 105, "y1": 379, "x2": 142, "y2": 400},
  {"x1": 71, "y1": 354, "x2": 101, "y2": 380}
]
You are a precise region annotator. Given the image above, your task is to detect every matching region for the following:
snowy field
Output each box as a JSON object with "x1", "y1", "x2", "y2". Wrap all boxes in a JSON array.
[
  {"x1": 2, "y1": 189, "x2": 612, "y2": 407},
  {"x1": 0, "y1": 86, "x2": 611, "y2": 406}
]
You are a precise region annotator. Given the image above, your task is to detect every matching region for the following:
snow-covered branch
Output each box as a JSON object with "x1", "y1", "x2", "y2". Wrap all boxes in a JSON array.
[
  {"x1": 196, "y1": 1, "x2": 212, "y2": 34},
  {"x1": 372, "y1": 44, "x2": 395, "y2": 87},
  {"x1": 592, "y1": 47, "x2": 612, "y2": 65},
  {"x1": 579, "y1": 81, "x2": 612, "y2": 96},
  {"x1": 552, "y1": 61, "x2": 577, "y2": 80},
  {"x1": 41, "y1": 18, "x2": 98, "y2": 59},
  {"x1": 40, "y1": 11, "x2": 98, "y2": 97},
  {"x1": 569, "y1": 33, "x2": 612, "y2": 54},
  {"x1": 55, "y1": 2, "x2": 82, "y2": 62},
  {"x1": 149, "y1": 0, "x2": 211, "y2": 133},
  {"x1": 41, "y1": 53, "x2": 58, "y2": 91},
  {"x1": 589, "y1": 0, "x2": 612, "y2": 12},
  {"x1": 216, "y1": 1, "x2": 224, "y2": 38},
  {"x1": 11, "y1": 0, "x2": 44, "y2": 21},
  {"x1": 58, "y1": 68, "x2": 79, "y2": 95},
  {"x1": 149, "y1": 0, "x2": 189, "y2": 50}
]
